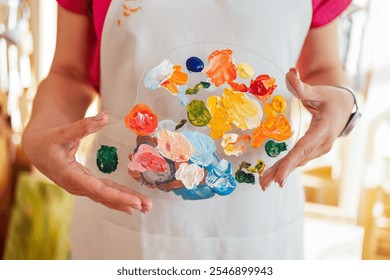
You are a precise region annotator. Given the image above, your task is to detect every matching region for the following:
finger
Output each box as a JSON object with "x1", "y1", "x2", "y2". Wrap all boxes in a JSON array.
[
  {"x1": 286, "y1": 68, "x2": 306, "y2": 99},
  {"x1": 259, "y1": 122, "x2": 326, "y2": 189},
  {"x1": 90, "y1": 182, "x2": 144, "y2": 211},
  {"x1": 62, "y1": 111, "x2": 109, "y2": 142},
  {"x1": 100, "y1": 178, "x2": 152, "y2": 213},
  {"x1": 65, "y1": 165, "x2": 146, "y2": 211},
  {"x1": 286, "y1": 68, "x2": 325, "y2": 108},
  {"x1": 100, "y1": 201, "x2": 136, "y2": 215},
  {"x1": 259, "y1": 165, "x2": 278, "y2": 191}
]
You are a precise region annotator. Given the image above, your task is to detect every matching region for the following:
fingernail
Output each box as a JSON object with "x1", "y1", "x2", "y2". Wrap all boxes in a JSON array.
[
  {"x1": 277, "y1": 177, "x2": 288, "y2": 188},
  {"x1": 134, "y1": 204, "x2": 142, "y2": 211},
  {"x1": 289, "y1": 67, "x2": 300, "y2": 79},
  {"x1": 261, "y1": 183, "x2": 270, "y2": 192},
  {"x1": 94, "y1": 112, "x2": 106, "y2": 121}
]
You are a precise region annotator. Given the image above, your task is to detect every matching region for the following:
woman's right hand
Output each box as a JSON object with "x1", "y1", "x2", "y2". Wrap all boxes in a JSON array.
[{"x1": 22, "y1": 111, "x2": 152, "y2": 215}]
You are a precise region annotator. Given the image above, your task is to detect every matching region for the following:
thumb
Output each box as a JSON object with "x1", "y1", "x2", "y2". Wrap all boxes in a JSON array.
[
  {"x1": 63, "y1": 111, "x2": 109, "y2": 141},
  {"x1": 285, "y1": 68, "x2": 308, "y2": 100}
]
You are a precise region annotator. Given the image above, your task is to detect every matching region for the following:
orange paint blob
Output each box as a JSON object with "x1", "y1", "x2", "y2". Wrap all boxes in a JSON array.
[
  {"x1": 204, "y1": 49, "x2": 237, "y2": 87},
  {"x1": 124, "y1": 104, "x2": 158, "y2": 136},
  {"x1": 252, "y1": 114, "x2": 293, "y2": 148},
  {"x1": 229, "y1": 81, "x2": 248, "y2": 92},
  {"x1": 161, "y1": 65, "x2": 188, "y2": 94},
  {"x1": 123, "y1": 4, "x2": 142, "y2": 13}
]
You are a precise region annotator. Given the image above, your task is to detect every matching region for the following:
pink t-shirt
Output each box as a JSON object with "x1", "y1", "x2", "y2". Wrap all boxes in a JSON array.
[{"x1": 57, "y1": 0, "x2": 352, "y2": 90}]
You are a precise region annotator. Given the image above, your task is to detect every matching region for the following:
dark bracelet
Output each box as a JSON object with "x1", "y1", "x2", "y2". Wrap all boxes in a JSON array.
[{"x1": 337, "y1": 86, "x2": 362, "y2": 137}]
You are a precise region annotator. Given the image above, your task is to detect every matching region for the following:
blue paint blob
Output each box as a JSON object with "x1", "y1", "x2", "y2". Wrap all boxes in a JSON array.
[
  {"x1": 186, "y1": 56, "x2": 204, "y2": 73},
  {"x1": 206, "y1": 159, "x2": 237, "y2": 196},
  {"x1": 177, "y1": 88, "x2": 189, "y2": 106},
  {"x1": 172, "y1": 184, "x2": 216, "y2": 200}
]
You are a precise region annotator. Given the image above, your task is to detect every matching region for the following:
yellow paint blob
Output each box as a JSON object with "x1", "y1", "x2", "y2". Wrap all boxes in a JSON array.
[
  {"x1": 237, "y1": 63, "x2": 254, "y2": 79},
  {"x1": 272, "y1": 95, "x2": 287, "y2": 113},
  {"x1": 207, "y1": 88, "x2": 263, "y2": 139}
]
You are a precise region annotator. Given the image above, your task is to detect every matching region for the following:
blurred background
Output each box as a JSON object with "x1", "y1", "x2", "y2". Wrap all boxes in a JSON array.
[{"x1": 0, "y1": 0, "x2": 389, "y2": 260}]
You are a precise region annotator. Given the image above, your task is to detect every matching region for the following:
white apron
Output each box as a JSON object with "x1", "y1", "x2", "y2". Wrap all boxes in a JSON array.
[{"x1": 72, "y1": 0, "x2": 311, "y2": 259}]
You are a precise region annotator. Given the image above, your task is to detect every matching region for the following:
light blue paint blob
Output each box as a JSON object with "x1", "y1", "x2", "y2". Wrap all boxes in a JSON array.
[
  {"x1": 157, "y1": 119, "x2": 178, "y2": 132},
  {"x1": 144, "y1": 59, "x2": 174, "y2": 90},
  {"x1": 172, "y1": 184, "x2": 215, "y2": 200},
  {"x1": 177, "y1": 88, "x2": 189, "y2": 106},
  {"x1": 182, "y1": 131, "x2": 216, "y2": 167},
  {"x1": 206, "y1": 159, "x2": 237, "y2": 196},
  {"x1": 203, "y1": 152, "x2": 221, "y2": 172}
]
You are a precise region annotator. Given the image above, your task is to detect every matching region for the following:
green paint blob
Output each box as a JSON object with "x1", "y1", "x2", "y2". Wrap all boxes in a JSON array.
[
  {"x1": 96, "y1": 145, "x2": 119, "y2": 174},
  {"x1": 185, "y1": 82, "x2": 211, "y2": 95},
  {"x1": 175, "y1": 119, "x2": 187, "y2": 130},
  {"x1": 235, "y1": 170, "x2": 255, "y2": 184},
  {"x1": 265, "y1": 140, "x2": 287, "y2": 157},
  {"x1": 187, "y1": 99, "x2": 212, "y2": 127},
  {"x1": 238, "y1": 161, "x2": 252, "y2": 171},
  {"x1": 238, "y1": 160, "x2": 266, "y2": 176},
  {"x1": 247, "y1": 160, "x2": 266, "y2": 174}
]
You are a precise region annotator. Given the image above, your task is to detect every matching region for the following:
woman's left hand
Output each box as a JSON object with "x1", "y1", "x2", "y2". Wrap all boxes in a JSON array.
[{"x1": 259, "y1": 68, "x2": 355, "y2": 190}]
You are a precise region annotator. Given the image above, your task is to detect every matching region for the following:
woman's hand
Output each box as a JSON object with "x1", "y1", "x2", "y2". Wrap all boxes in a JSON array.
[
  {"x1": 259, "y1": 68, "x2": 354, "y2": 190},
  {"x1": 22, "y1": 111, "x2": 152, "y2": 214}
]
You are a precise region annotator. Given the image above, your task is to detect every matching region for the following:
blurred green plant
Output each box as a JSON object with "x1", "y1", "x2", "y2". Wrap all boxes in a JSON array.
[{"x1": 4, "y1": 172, "x2": 73, "y2": 260}]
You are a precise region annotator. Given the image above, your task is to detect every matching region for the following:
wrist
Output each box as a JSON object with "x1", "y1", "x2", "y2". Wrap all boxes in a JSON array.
[{"x1": 336, "y1": 86, "x2": 362, "y2": 137}]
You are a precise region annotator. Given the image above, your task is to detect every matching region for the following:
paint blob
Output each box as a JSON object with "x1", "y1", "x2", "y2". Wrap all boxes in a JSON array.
[
  {"x1": 124, "y1": 104, "x2": 158, "y2": 136},
  {"x1": 248, "y1": 74, "x2": 277, "y2": 101},
  {"x1": 265, "y1": 140, "x2": 287, "y2": 158},
  {"x1": 128, "y1": 144, "x2": 167, "y2": 173},
  {"x1": 204, "y1": 49, "x2": 237, "y2": 87},
  {"x1": 175, "y1": 163, "x2": 205, "y2": 190},
  {"x1": 186, "y1": 82, "x2": 211, "y2": 95},
  {"x1": 157, "y1": 129, "x2": 195, "y2": 162},
  {"x1": 237, "y1": 62, "x2": 254, "y2": 79},
  {"x1": 187, "y1": 100, "x2": 212, "y2": 127},
  {"x1": 144, "y1": 59, "x2": 188, "y2": 94},
  {"x1": 186, "y1": 56, "x2": 204, "y2": 73},
  {"x1": 96, "y1": 145, "x2": 118, "y2": 174}
]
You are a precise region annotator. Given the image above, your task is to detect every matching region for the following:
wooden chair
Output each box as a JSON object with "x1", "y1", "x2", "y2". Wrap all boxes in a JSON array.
[{"x1": 361, "y1": 187, "x2": 390, "y2": 259}]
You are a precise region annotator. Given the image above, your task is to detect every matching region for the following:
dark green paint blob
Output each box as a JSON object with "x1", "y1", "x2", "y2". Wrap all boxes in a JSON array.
[
  {"x1": 265, "y1": 140, "x2": 287, "y2": 157},
  {"x1": 175, "y1": 119, "x2": 187, "y2": 131},
  {"x1": 186, "y1": 82, "x2": 211, "y2": 95},
  {"x1": 187, "y1": 99, "x2": 211, "y2": 127},
  {"x1": 235, "y1": 170, "x2": 255, "y2": 184},
  {"x1": 96, "y1": 145, "x2": 119, "y2": 174}
]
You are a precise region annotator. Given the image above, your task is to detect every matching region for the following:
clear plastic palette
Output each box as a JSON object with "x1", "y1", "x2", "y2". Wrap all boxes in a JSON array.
[{"x1": 80, "y1": 43, "x2": 301, "y2": 200}]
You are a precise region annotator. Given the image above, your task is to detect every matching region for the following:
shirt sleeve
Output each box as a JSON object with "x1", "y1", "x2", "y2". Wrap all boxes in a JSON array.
[
  {"x1": 56, "y1": 0, "x2": 89, "y2": 15},
  {"x1": 311, "y1": 0, "x2": 352, "y2": 28}
]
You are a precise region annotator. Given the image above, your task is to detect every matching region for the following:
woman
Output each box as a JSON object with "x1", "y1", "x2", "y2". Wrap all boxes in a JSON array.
[{"x1": 22, "y1": 0, "x2": 356, "y2": 259}]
